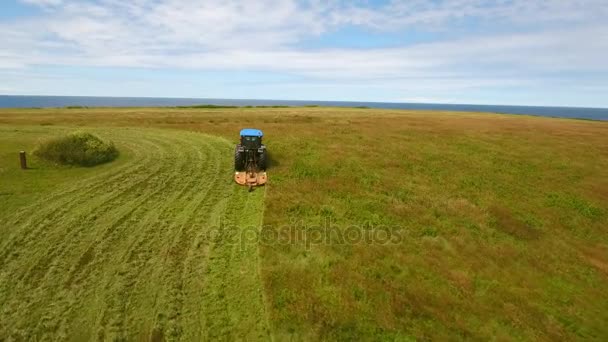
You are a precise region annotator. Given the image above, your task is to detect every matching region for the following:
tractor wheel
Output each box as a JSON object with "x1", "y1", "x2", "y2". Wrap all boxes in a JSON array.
[
  {"x1": 258, "y1": 151, "x2": 267, "y2": 171},
  {"x1": 234, "y1": 147, "x2": 245, "y2": 171}
]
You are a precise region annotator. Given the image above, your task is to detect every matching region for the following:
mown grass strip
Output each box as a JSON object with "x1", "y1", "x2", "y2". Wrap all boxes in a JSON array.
[{"x1": 0, "y1": 126, "x2": 269, "y2": 341}]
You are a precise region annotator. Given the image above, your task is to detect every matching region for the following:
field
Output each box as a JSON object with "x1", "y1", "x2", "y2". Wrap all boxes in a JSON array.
[{"x1": 1, "y1": 107, "x2": 607, "y2": 340}]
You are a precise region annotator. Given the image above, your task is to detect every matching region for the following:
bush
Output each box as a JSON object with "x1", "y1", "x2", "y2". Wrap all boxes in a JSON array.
[{"x1": 34, "y1": 132, "x2": 119, "y2": 167}]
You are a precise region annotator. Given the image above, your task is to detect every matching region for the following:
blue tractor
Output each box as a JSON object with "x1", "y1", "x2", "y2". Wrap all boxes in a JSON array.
[{"x1": 234, "y1": 128, "x2": 267, "y2": 188}]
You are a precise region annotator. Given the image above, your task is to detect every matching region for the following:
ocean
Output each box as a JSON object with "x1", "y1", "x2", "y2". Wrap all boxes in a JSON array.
[{"x1": 0, "y1": 95, "x2": 606, "y2": 121}]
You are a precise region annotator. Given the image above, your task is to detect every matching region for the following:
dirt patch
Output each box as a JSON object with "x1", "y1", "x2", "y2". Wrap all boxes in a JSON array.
[
  {"x1": 581, "y1": 245, "x2": 608, "y2": 277},
  {"x1": 489, "y1": 205, "x2": 541, "y2": 240}
]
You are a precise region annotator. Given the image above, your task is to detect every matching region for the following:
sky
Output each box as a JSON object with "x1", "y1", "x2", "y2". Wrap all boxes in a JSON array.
[{"x1": 1, "y1": 0, "x2": 607, "y2": 107}]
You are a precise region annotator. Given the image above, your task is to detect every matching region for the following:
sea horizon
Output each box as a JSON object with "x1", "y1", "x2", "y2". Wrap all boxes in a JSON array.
[{"x1": 1, "y1": 95, "x2": 607, "y2": 121}]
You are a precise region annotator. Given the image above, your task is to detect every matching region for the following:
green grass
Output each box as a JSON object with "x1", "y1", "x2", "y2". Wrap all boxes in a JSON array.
[
  {"x1": 0, "y1": 126, "x2": 269, "y2": 340},
  {"x1": 0, "y1": 106, "x2": 607, "y2": 340}
]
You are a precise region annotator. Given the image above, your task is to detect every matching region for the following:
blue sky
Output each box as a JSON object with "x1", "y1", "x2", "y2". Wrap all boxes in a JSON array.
[{"x1": 1, "y1": 0, "x2": 607, "y2": 107}]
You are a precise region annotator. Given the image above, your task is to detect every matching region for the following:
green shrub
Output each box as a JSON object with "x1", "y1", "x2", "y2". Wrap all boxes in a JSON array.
[{"x1": 34, "y1": 132, "x2": 119, "y2": 166}]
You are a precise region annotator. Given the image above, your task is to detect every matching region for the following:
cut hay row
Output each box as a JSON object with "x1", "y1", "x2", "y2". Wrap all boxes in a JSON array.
[{"x1": 0, "y1": 127, "x2": 269, "y2": 340}]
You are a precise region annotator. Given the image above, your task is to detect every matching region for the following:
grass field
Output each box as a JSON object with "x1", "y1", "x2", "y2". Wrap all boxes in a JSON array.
[
  {"x1": 0, "y1": 126, "x2": 268, "y2": 340},
  {"x1": 1, "y1": 107, "x2": 607, "y2": 340}
]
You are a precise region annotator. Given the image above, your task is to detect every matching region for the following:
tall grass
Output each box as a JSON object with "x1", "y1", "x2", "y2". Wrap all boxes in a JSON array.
[{"x1": 34, "y1": 131, "x2": 118, "y2": 166}]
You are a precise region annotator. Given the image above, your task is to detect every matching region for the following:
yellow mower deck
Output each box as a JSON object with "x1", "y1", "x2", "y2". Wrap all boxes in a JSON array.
[{"x1": 235, "y1": 171, "x2": 267, "y2": 189}]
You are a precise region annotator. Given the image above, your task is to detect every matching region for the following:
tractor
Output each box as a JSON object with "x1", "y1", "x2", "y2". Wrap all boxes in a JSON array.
[{"x1": 234, "y1": 128, "x2": 267, "y2": 190}]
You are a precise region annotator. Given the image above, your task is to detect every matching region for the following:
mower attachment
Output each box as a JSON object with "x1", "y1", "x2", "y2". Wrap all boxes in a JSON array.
[{"x1": 235, "y1": 170, "x2": 267, "y2": 190}]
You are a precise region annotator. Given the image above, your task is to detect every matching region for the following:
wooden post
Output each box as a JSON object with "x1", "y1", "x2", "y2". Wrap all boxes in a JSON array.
[{"x1": 19, "y1": 151, "x2": 27, "y2": 169}]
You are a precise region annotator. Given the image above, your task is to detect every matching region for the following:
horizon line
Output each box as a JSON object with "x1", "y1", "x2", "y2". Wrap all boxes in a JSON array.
[{"x1": 1, "y1": 94, "x2": 606, "y2": 110}]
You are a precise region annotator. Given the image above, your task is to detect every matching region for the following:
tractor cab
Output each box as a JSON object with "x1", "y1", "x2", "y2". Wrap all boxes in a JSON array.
[{"x1": 239, "y1": 128, "x2": 263, "y2": 150}]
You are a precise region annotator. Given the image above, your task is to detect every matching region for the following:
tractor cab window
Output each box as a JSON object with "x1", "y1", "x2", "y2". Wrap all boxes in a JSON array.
[{"x1": 241, "y1": 135, "x2": 261, "y2": 148}]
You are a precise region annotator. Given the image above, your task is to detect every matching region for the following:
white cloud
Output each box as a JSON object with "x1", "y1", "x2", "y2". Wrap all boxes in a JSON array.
[
  {"x1": 2, "y1": 0, "x2": 608, "y2": 105},
  {"x1": 327, "y1": 0, "x2": 608, "y2": 30},
  {"x1": 20, "y1": 0, "x2": 63, "y2": 7},
  {"x1": 4, "y1": 25, "x2": 602, "y2": 79}
]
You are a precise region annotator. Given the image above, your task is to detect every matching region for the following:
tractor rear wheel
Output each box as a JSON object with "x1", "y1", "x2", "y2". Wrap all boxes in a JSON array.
[
  {"x1": 258, "y1": 151, "x2": 267, "y2": 171},
  {"x1": 234, "y1": 147, "x2": 245, "y2": 171}
]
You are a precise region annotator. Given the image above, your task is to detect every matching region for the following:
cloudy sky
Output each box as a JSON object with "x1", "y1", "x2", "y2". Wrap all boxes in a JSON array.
[{"x1": 1, "y1": 0, "x2": 607, "y2": 107}]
